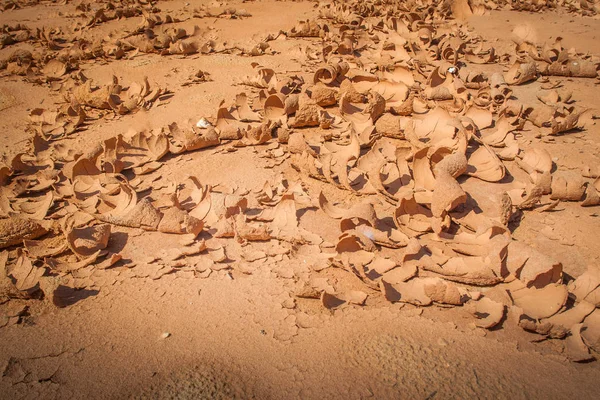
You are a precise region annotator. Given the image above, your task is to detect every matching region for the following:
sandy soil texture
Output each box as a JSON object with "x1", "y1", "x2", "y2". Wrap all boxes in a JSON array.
[{"x1": 1, "y1": 0, "x2": 600, "y2": 399}]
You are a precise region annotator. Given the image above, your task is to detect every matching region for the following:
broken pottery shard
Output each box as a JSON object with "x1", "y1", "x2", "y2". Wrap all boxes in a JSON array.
[
  {"x1": 23, "y1": 239, "x2": 68, "y2": 259},
  {"x1": 158, "y1": 207, "x2": 204, "y2": 236},
  {"x1": 467, "y1": 297, "x2": 505, "y2": 329},
  {"x1": 550, "y1": 171, "x2": 585, "y2": 201},
  {"x1": 344, "y1": 290, "x2": 368, "y2": 306},
  {"x1": 394, "y1": 193, "x2": 432, "y2": 233},
  {"x1": 318, "y1": 192, "x2": 377, "y2": 230},
  {"x1": 504, "y1": 61, "x2": 537, "y2": 85},
  {"x1": 96, "y1": 253, "x2": 122, "y2": 269},
  {"x1": 0, "y1": 217, "x2": 48, "y2": 249},
  {"x1": 15, "y1": 192, "x2": 54, "y2": 220},
  {"x1": 423, "y1": 279, "x2": 464, "y2": 305},
  {"x1": 374, "y1": 113, "x2": 404, "y2": 139},
  {"x1": 568, "y1": 267, "x2": 600, "y2": 306},
  {"x1": 321, "y1": 291, "x2": 345, "y2": 309},
  {"x1": 95, "y1": 198, "x2": 162, "y2": 231},
  {"x1": 381, "y1": 265, "x2": 418, "y2": 284},
  {"x1": 517, "y1": 148, "x2": 553, "y2": 174},
  {"x1": 565, "y1": 324, "x2": 594, "y2": 362},
  {"x1": 541, "y1": 301, "x2": 596, "y2": 338},
  {"x1": 424, "y1": 255, "x2": 503, "y2": 286},
  {"x1": 466, "y1": 143, "x2": 505, "y2": 182},
  {"x1": 505, "y1": 241, "x2": 562, "y2": 288},
  {"x1": 582, "y1": 309, "x2": 600, "y2": 353},
  {"x1": 582, "y1": 183, "x2": 600, "y2": 207},
  {"x1": 45, "y1": 251, "x2": 101, "y2": 273},
  {"x1": 380, "y1": 278, "x2": 433, "y2": 306},
  {"x1": 10, "y1": 253, "x2": 45, "y2": 293},
  {"x1": 307, "y1": 84, "x2": 337, "y2": 107},
  {"x1": 511, "y1": 283, "x2": 568, "y2": 320},
  {"x1": 65, "y1": 222, "x2": 111, "y2": 259}
]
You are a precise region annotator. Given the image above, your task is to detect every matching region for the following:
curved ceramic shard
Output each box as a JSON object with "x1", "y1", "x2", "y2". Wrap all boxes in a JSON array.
[
  {"x1": 318, "y1": 192, "x2": 376, "y2": 229},
  {"x1": 233, "y1": 214, "x2": 270, "y2": 242},
  {"x1": 375, "y1": 114, "x2": 406, "y2": 140},
  {"x1": 238, "y1": 66, "x2": 277, "y2": 89},
  {"x1": 307, "y1": 84, "x2": 337, "y2": 107},
  {"x1": 504, "y1": 61, "x2": 537, "y2": 85},
  {"x1": 340, "y1": 89, "x2": 384, "y2": 125},
  {"x1": 517, "y1": 148, "x2": 553, "y2": 174},
  {"x1": 14, "y1": 191, "x2": 54, "y2": 220},
  {"x1": 381, "y1": 264, "x2": 418, "y2": 285},
  {"x1": 565, "y1": 324, "x2": 594, "y2": 362},
  {"x1": 435, "y1": 148, "x2": 468, "y2": 181},
  {"x1": 264, "y1": 93, "x2": 287, "y2": 121},
  {"x1": 467, "y1": 297, "x2": 505, "y2": 329},
  {"x1": 424, "y1": 66, "x2": 456, "y2": 101},
  {"x1": 42, "y1": 59, "x2": 67, "y2": 79},
  {"x1": 540, "y1": 301, "x2": 596, "y2": 338},
  {"x1": 290, "y1": 99, "x2": 322, "y2": 128},
  {"x1": 430, "y1": 152, "x2": 468, "y2": 231},
  {"x1": 510, "y1": 184, "x2": 543, "y2": 210},
  {"x1": 336, "y1": 229, "x2": 376, "y2": 253},
  {"x1": 551, "y1": 108, "x2": 592, "y2": 135},
  {"x1": 540, "y1": 59, "x2": 598, "y2": 78},
  {"x1": 70, "y1": 80, "x2": 116, "y2": 110},
  {"x1": 65, "y1": 222, "x2": 111, "y2": 259},
  {"x1": 23, "y1": 239, "x2": 68, "y2": 259},
  {"x1": 177, "y1": 176, "x2": 212, "y2": 217},
  {"x1": 9, "y1": 252, "x2": 45, "y2": 293},
  {"x1": 265, "y1": 194, "x2": 301, "y2": 241},
  {"x1": 431, "y1": 154, "x2": 468, "y2": 218},
  {"x1": 423, "y1": 255, "x2": 503, "y2": 286},
  {"x1": 379, "y1": 278, "x2": 432, "y2": 306},
  {"x1": 0, "y1": 217, "x2": 48, "y2": 249},
  {"x1": 506, "y1": 241, "x2": 562, "y2": 287},
  {"x1": 568, "y1": 267, "x2": 600, "y2": 306},
  {"x1": 288, "y1": 19, "x2": 322, "y2": 38},
  {"x1": 550, "y1": 171, "x2": 585, "y2": 201},
  {"x1": 408, "y1": 108, "x2": 459, "y2": 147},
  {"x1": 437, "y1": 224, "x2": 510, "y2": 256},
  {"x1": 129, "y1": 130, "x2": 169, "y2": 161},
  {"x1": 95, "y1": 198, "x2": 162, "y2": 231},
  {"x1": 167, "y1": 123, "x2": 220, "y2": 153},
  {"x1": 44, "y1": 250, "x2": 101, "y2": 273},
  {"x1": 394, "y1": 193, "x2": 432, "y2": 234},
  {"x1": 313, "y1": 61, "x2": 349, "y2": 85},
  {"x1": 423, "y1": 278, "x2": 464, "y2": 305},
  {"x1": 215, "y1": 103, "x2": 243, "y2": 140},
  {"x1": 412, "y1": 146, "x2": 455, "y2": 191},
  {"x1": 158, "y1": 207, "x2": 204, "y2": 236},
  {"x1": 97, "y1": 182, "x2": 138, "y2": 217},
  {"x1": 582, "y1": 183, "x2": 600, "y2": 207},
  {"x1": 343, "y1": 290, "x2": 368, "y2": 306},
  {"x1": 320, "y1": 134, "x2": 361, "y2": 191},
  {"x1": 321, "y1": 291, "x2": 346, "y2": 309},
  {"x1": 371, "y1": 80, "x2": 409, "y2": 110},
  {"x1": 465, "y1": 106, "x2": 494, "y2": 130},
  {"x1": 233, "y1": 93, "x2": 262, "y2": 122},
  {"x1": 510, "y1": 283, "x2": 568, "y2": 320},
  {"x1": 451, "y1": 0, "x2": 474, "y2": 20},
  {"x1": 582, "y1": 309, "x2": 600, "y2": 353},
  {"x1": 465, "y1": 142, "x2": 505, "y2": 182}
]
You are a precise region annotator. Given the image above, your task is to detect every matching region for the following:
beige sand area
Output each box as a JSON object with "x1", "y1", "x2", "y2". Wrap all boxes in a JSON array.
[{"x1": 2, "y1": 0, "x2": 600, "y2": 398}]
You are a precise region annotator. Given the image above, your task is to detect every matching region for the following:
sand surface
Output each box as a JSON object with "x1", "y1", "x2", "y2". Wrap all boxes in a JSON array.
[{"x1": 1, "y1": 1, "x2": 600, "y2": 399}]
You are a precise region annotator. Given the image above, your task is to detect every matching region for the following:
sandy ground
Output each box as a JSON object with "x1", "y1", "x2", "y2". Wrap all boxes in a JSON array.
[{"x1": 2, "y1": 1, "x2": 600, "y2": 399}]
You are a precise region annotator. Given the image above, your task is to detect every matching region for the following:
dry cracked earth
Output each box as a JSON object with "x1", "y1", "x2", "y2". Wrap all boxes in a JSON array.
[{"x1": 2, "y1": 0, "x2": 600, "y2": 399}]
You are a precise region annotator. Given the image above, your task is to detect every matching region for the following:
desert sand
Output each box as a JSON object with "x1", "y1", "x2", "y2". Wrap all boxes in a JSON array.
[{"x1": 1, "y1": 0, "x2": 600, "y2": 399}]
